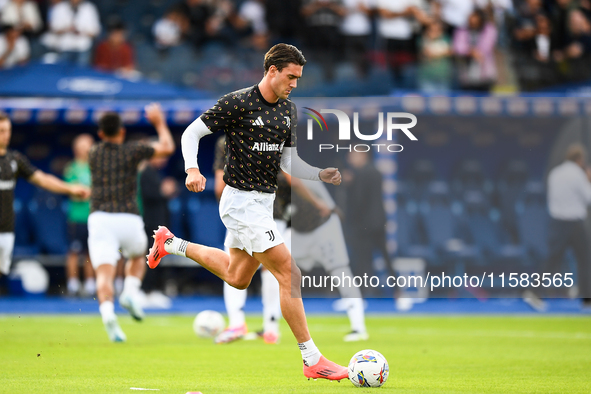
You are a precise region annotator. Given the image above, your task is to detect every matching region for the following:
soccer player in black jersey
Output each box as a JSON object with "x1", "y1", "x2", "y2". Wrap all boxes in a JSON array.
[
  {"x1": 148, "y1": 44, "x2": 348, "y2": 381},
  {"x1": 0, "y1": 113, "x2": 90, "y2": 280},
  {"x1": 88, "y1": 104, "x2": 174, "y2": 342}
]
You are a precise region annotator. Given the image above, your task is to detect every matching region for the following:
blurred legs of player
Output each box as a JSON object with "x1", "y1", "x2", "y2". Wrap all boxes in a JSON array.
[
  {"x1": 216, "y1": 268, "x2": 281, "y2": 344},
  {"x1": 0, "y1": 232, "x2": 15, "y2": 280},
  {"x1": 66, "y1": 252, "x2": 95, "y2": 297},
  {"x1": 216, "y1": 221, "x2": 286, "y2": 344},
  {"x1": 293, "y1": 214, "x2": 368, "y2": 341},
  {"x1": 89, "y1": 212, "x2": 148, "y2": 342},
  {"x1": 65, "y1": 224, "x2": 95, "y2": 297}
]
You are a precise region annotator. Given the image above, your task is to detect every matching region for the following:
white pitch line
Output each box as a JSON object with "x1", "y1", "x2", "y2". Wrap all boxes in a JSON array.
[{"x1": 130, "y1": 388, "x2": 160, "y2": 391}]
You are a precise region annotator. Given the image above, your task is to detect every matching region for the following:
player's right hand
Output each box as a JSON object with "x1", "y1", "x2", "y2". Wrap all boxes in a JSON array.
[
  {"x1": 70, "y1": 185, "x2": 91, "y2": 200},
  {"x1": 145, "y1": 103, "x2": 165, "y2": 127},
  {"x1": 185, "y1": 168, "x2": 206, "y2": 193}
]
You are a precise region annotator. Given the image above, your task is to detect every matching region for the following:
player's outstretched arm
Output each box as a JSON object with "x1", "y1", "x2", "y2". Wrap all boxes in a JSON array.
[
  {"x1": 145, "y1": 103, "x2": 175, "y2": 158},
  {"x1": 280, "y1": 147, "x2": 341, "y2": 185},
  {"x1": 29, "y1": 170, "x2": 91, "y2": 199},
  {"x1": 181, "y1": 117, "x2": 212, "y2": 193}
]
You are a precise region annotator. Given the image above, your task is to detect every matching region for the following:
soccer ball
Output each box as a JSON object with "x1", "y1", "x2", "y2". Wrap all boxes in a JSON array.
[
  {"x1": 348, "y1": 349, "x2": 389, "y2": 388},
  {"x1": 193, "y1": 310, "x2": 225, "y2": 338}
]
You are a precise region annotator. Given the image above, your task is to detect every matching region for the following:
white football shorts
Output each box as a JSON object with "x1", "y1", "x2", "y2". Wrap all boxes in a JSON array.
[
  {"x1": 291, "y1": 213, "x2": 349, "y2": 272},
  {"x1": 87, "y1": 211, "x2": 148, "y2": 268},
  {"x1": 0, "y1": 232, "x2": 15, "y2": 275},
  {"x1": 219, "y1": 185, "x2": 284, "y2": 256}
]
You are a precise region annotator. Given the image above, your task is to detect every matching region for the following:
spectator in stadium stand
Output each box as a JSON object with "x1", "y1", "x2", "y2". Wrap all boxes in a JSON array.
[
  {"x1": 0, "y1": 0, "x2": 43, "y2": 37},
  {"x1": 175, "y1": 0, "x2": 240, "y2": 48},
  {"x1": 563, "y1": 9, "x2": 591, "y2": 59},
  {"x1": 0, "y1": 113, "x2": 90, "y2": 283},
  {"x1": 152, "y1": 6, "x2": 189, "y2": 51},
  {"x1": 453, "y1": 9, "x2": 498, "y2": 92},
  {"x1": 301, "y1": 0, "x2": 346, "y2": 82},
  {"x1": 41, "y1": 0, "x2": 101, "y2": 66},
  {"x1": 549, "y1": 0, "x2": 581, "y2": 65},
  {"x1": 512, "y1": 0, "x2": 547, "y2": 51},
  {"x1": 524, "y1": 144, "x2": 591, "y2": 311},
  {"x1": 0, "y1": 24, "x2": 29, "y2": 69},
  {"x1": 264, "y1": 0, "x2": 304, "y2": 44},
  {"x1": 235, "y1": 0, "x2": 269, "y2": 51},
  {"x1": 173, "y1": 0, "x2": 216, "y2": 48},
  {"x1": 93, "y1": 20, "x2": 139, "y2": 79},
  {"x1": 532, "y1": 14, "x2": 553, "y2": 63},
  {"x1": 375, "y1": 0, "x2": 431, "y2": 90},
  {"x1": 342, "y1": 151, "x2": 389, "y2": 283},
  {"x1": 340, "y1": 0, "x2": 372, "y2": 78},
  {"x1": 63, "y1": 134, "x2": 96, "y2": 298},
  {"x1": 433, "y1": 0, "x2": 475, "y2": 36},
  {"x1": 418, "y1": 19, "x2": 453, "y2": 93}
]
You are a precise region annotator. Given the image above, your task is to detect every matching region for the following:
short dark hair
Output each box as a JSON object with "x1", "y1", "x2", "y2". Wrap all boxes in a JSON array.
[
  {"x1": 263, "y1": 43, "x2": 306, "y2": 75},
  {"x1": 99, "y1": 112, "x2": 122, "y2": 137},
  {"x1": 0, "y1": 112, "x2": 9, "y2": 122}
]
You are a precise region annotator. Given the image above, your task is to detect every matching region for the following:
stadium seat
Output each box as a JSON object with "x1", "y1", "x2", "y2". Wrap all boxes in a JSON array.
[
  {"x1": 13, "y1": 198, "x2": 39, "y2": 256},
  {"x1": 450, "y1": 159, "x2": 494, "y2": 198},
  {"x1": 420, "y1": 181, "x2": 480, "y2": 270},
  {"x1": 27, "y1": 190, "x2": 68, "y2": 255},
  {"x1": 460, "y1": 189, "x2": 527, "y2": 269},
  {"x1": 516, "y1": 181, "x2": 549, "y2": 267},
  {"x1": 497, "y1": 160, "x2": 529, "y2": 243},
  {"x1": 395, "y1": 182, "x2": 435, "y2": 264},
  {"x1": 186, "y1": 192, "x2": 225, "y2": 250},
  {"x1": 408, "y1": 159, "x2": 436, "y2": 199},
  {"x1": 167, "y1": 194, "x2": 187, "y2": 241}
]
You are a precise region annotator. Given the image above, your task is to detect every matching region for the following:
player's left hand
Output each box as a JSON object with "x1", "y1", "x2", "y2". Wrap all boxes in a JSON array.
[
  {"x1": 70, "y1": 185, "x2": 91, "y2": 200},
  {"x1": 320, "y1": 167, "x2": 341, "y2": 185}
]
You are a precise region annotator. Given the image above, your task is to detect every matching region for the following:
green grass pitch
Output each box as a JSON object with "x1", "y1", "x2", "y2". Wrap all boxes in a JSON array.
[{"x1": 1, "y1": 314, "x2": 590, "y2": 393}]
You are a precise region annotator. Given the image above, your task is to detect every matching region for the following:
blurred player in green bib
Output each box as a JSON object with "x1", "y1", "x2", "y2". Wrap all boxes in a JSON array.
[{"x1": 64, "y1": 134, "x2": 95, "y2": 297}]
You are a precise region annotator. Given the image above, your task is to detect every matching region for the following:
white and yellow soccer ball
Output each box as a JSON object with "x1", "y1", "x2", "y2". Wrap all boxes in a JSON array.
[
  {"x1": 193, "y1": 310, "x2": 225, "y2": 338},
  {"x1": 348, "y1": 349, "x2": 389, "y2": 388}
]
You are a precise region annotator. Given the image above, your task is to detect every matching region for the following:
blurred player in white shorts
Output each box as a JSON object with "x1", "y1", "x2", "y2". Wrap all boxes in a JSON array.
[
  {"x1": 0, "y1": 113, "x2": 90, "y2": 280},
  {"x1": 88, "y1": 105, "x2": 174, "y2": 342},
  {"x1": 291, "y1": 178, "x2": 368, "y2": 341}
]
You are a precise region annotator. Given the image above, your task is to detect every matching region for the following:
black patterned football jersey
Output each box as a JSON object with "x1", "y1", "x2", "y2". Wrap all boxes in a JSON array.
[
  {"x1": 89, "y1": 141, "x2": 154, "y2": 215},
  {"x1": 200, "y1": 84, "x2": 297, "y2": 193},
  {"x1": 213, "y1": 135, "x2": 291, "y2": 220},
  {"x1": 0, "y1": 150, "x2": 37, "y2": 232}
]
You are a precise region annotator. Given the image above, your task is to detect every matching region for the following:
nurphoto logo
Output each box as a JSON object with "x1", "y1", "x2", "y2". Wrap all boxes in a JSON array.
[{"x1": 304, "y1": 108, "x2": 418, "y2": 153}]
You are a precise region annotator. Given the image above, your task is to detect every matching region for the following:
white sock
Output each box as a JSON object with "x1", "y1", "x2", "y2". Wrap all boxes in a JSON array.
[
  {"x1": 224, "y1": 282, "x2": 247, "y2": 328},
  {"x1": 84, "y1": 278, "x2": 96, "y2": 296},
  {"x1": 67, "y1": 278, "x2": 80, "y2": 294},
  {"x1": 344, "y1": 298, "x2": 366, "y2": 333},
  {"x1": 99, "y1": 301, "x2": 116, "y2": 323},
  {"x1": 123, "y1": 275, "x2": 142, "y2": 296},
  {"x1": 164, "y1": 236, "x2": 189, "y2": 257},
  {"x1": 332, "y1": 267, "x2": 366, "y2": 333},
  {"x1": 261, "y1": 270, "x2": 280, "y2": 334},
  {"x1": 299, "y1": 338, "x2": 322, "y2": 367}
]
